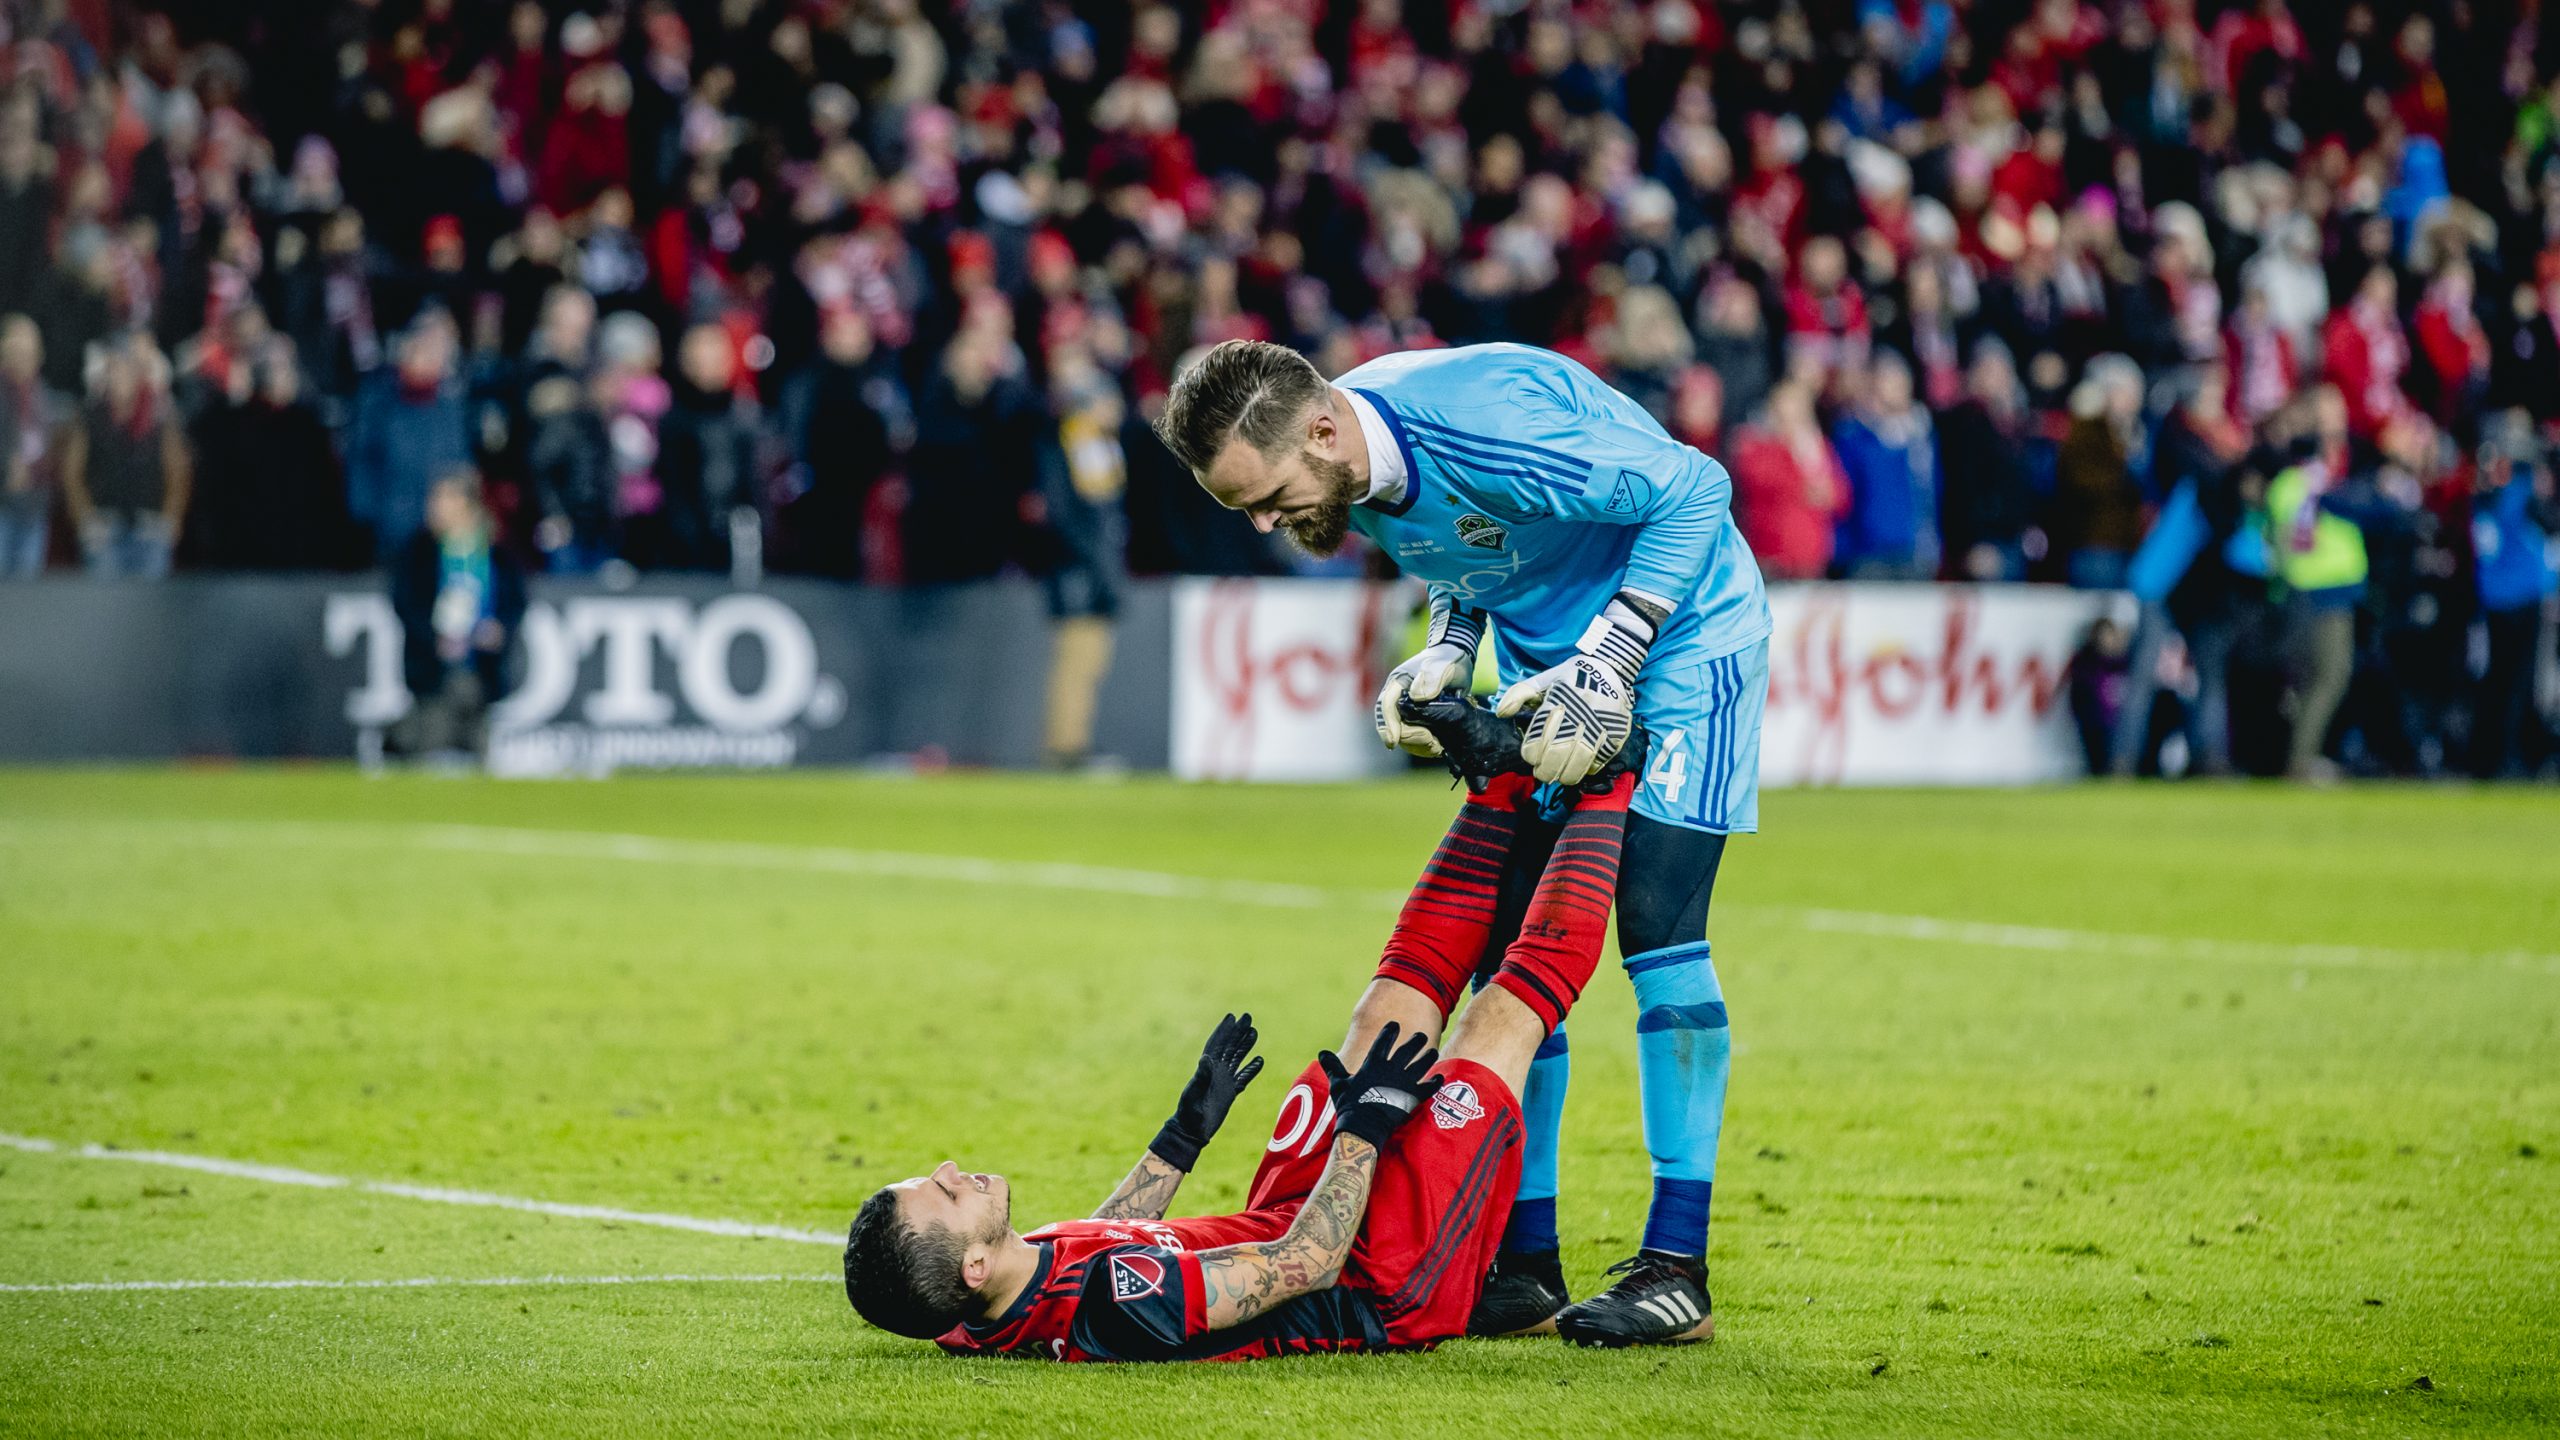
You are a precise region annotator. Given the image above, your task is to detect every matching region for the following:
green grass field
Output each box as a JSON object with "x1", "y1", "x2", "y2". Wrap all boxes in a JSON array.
[{"x1": 2, "y1": 769, "x2": 2555, "y2": 1437}]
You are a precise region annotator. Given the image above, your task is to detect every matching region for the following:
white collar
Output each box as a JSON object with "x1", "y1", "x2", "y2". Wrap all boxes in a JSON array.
[{"x1": 1342, "y1": 387, "x2": 1407, "y2": 507}]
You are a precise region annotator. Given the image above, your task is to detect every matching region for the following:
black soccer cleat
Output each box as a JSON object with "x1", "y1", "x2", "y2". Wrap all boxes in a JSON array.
[
  {"x1": 1466, "y1": 1248, "x2": 1569, "y2": 1337},
  {"x1": 1553, "y1": 1251, "x2": 1714, "y2": 1347}
]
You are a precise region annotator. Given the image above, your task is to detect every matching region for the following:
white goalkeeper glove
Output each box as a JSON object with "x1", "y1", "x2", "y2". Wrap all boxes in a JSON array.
[
  {"x1": 1374, "y1": 599, "x2": 1486, "y2": 757},
  {"x1": 1493, "y1": 593, "x2": 1661, "y2": 784}
]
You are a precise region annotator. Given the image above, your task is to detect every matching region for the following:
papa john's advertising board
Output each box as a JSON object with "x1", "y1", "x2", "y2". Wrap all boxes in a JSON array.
[
  {"x1": 1172, "y1": 578, "x2": 2117, "y2": 786},
  {"x1": 1170, "y1": 578, "x2": 1408, "y2": 782},
  {"x1": 1763, "y1": 583, "x2": 2117, "y2": 786}
]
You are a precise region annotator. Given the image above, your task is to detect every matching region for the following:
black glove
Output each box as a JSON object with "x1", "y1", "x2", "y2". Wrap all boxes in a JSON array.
[
  {"x1": 1149, "y1": 1012, "x2": 1265, "y2": 1172},
  {"x1": 1400, "y1": 691, "x2": 1652, "y2": 797},
  {"x1": 1317, "y1": 1021, "x2": 1443, "y2": 1149}
]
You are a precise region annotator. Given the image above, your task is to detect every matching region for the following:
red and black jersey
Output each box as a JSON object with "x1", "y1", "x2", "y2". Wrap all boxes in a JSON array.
[
  {"x1": 934, "y1": 1055, "x2": 1524, "y2": 1363},
  {"x1": 935, "y1": 1211, "x2": 1387, "y2": 1363}
]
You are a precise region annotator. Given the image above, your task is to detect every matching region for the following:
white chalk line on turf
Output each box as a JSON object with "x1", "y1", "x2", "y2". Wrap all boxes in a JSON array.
[
  {"x1": 1780, "y1": 907, "x2": 2560, "y2": 974},
  {"x1": 0, "y1": 1274, "x2": 831, "y2": 1295},
  {"x1": 4, "y1": 818, "x2": 2553, "y2": 973},
  {"x1": 0, "y1": 1133, "x2": 839, "y2": 1247},
  {"x1": 0, "y1": 819, "x2": 1341, "y2": 910}
]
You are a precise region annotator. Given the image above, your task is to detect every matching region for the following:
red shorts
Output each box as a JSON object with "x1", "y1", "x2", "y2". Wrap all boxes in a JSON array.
[{"x1": 1245, "y1": 1056, "x2": 1523, "y2": 1348}]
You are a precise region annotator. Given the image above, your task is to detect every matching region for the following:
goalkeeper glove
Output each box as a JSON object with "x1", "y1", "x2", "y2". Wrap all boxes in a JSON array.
[
  {"x1": 1316, "y1": 1022, "x2": 1443, "y2": 1149},
  {"x1": 1493, "y1": 592, "x2": 1660, "y2": 785},
  {"x1": 1148, "y1": 1013, "x2": 1265, "y2": 1172},
  {"x1": 1374, "y1": 598, "x2": 1485, "y2": 757}
]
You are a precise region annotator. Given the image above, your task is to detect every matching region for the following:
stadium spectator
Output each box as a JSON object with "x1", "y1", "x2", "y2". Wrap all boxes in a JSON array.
[
  {"x1": 0, "y1": 315, "x2": 69, "y2": 576},
  {"x1": 1729, "y1": 376, "x2": 1848, "y2": 583},
  {"x1": 1829, "y1": 351, "x2": 1940, "y2": 580},
  {"x1": 183, "y1": 340, "x2": 348, "y2": 571},
  {"x1": 346, "y1": 316, "x2": 470, "y2": 565},
  {"x1": 512, "y1": 287, "x2": 613, "y2": 575},
  {"x1": 592, "y1": 310, "x2": 670, "y2": 564},
  {"x1": 2468, "y1": 420, "x2": 2559, "y2": 779},
  {"x1": 651, "y1": 324, "x2": 763, "y2": 575},
  {"x1": 905, "y1": 324, "x2": 1036, "y2": 587},
  {"x1": 31, "y1": 227, "x2": 115, "y2": 401},
  {"x1": 2323, "y1": 267, "x2": 2414, "y2": 443},
  {"x1": 2051, "y1": 355, "x2": 2148, "y2": 589},
  {"x1": 1937, "y1": 342, "x2": 2040, "y2": 582},
  {"x1": 775, "y1": 306, "x2": 910, "y2": 580},
  {"x1": 390, "y1": 469, "x2": 524, "y2": 764},
  {"x1": 2114, "y1": 366, "x2": 2261, "y2": 776},
  {"x1": 2263, "y1": 392, "x2": 2369, "y2": 783},
  {"x1": 60, "y1": 334, "x2": 189, "y2": 580},
  {"x1": 1037, "y1": 346, "x2": 1129, "y2": 770}
]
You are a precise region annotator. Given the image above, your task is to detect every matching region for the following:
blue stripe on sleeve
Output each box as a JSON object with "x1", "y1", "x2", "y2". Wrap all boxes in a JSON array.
[
  {"x1": 1397, "y1": 413, "x2": 1592, "y2": 473},
  {"x1": 1413, "y1": 443, "x2": 1586, "y2": 503}
]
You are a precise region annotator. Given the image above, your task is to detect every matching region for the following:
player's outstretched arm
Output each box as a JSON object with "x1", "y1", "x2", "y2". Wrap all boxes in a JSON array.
[
  {"x1": 1090, "y1": 1152, "x2": 1188, "y2": 1223},
  {"x1": 1093, "y1": 1013, "x2": 1265, "y2": 1221},
  {"x1": 1192, "y1": 1025, "x2": 1441, "y2": 1330}
]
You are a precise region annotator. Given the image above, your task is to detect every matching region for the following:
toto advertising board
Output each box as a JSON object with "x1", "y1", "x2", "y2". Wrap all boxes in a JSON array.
[
  {"x1": 0, "y1": 576, "x2": 1171, "y2": 770},
  {"x1": 325, "y1": 590, "x2": 848, "y2": 776}
]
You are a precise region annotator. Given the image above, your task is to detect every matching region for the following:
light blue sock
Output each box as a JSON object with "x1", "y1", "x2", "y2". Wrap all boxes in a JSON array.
[
  {"x1": 1626, "y1": 941, "x2": 1729, "y2": 1258},
  {"x1": 1502, "y1": 1026, "x2": 1568, "y2": 1253}
]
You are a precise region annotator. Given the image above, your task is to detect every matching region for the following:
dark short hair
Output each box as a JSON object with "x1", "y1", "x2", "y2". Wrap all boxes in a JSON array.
[
  {"x1": 1155, "y1": 339, "x2": 1329, "y2": 474},
  {"x1": 842, "y1": 1186, "x2": 976, "y2": 1340}
]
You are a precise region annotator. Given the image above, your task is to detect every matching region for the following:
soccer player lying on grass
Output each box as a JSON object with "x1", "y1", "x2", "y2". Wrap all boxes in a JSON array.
[{"x1": 842, "y1": 765, "x2": 1639, "y2": 1361}]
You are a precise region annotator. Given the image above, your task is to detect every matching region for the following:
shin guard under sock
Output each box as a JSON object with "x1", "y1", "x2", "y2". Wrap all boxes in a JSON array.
[{"x1": 1626, "y1": 940, "x2": 1730, "y2": 1258}]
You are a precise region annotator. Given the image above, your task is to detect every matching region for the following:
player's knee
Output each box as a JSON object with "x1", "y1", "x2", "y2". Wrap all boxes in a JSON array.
[
  {"x1": 1615, "y1": 884, "x2": 1698, "y2": 959},
  {"x1": 1344, "y1": 976, "x2": 1447, "y2": 1055},
  {"x1": 1615, "y1": 820, "x2": 1722, "y2": 957}
]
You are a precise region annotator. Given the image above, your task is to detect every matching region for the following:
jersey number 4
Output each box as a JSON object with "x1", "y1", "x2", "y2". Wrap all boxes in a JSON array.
[{"x1": 1644, "y1": 730, "x2": 1689, "y2": 805}]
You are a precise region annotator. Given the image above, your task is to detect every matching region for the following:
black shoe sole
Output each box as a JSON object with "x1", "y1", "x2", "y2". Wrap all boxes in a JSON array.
[{"x1": 1555, "y1": 1313, "x2": 1715, "y2": 1348}]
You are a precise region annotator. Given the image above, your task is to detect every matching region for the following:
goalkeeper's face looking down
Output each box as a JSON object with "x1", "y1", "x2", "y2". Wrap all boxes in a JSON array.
[
  {"x1": 1155, "y1": 339, "x2": 1366, "y2": 557},
  {"x1": 842, "y1": 1161, "x2": 1015, "y2": 1339}
]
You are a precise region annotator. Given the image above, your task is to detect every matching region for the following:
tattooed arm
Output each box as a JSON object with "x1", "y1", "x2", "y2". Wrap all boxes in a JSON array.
[
  {"x1": 1090, "y1": 1150, "x2": 1188, "y2": 1222},
  {"x1": 1191, "y1": 1134, "x2": 1381, "y2": 1330}
]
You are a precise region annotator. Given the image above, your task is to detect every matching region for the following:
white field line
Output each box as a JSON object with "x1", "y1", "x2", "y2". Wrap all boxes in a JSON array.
[
  {"x1": 0, "y1": 819, "x2": 1343, "y2": 910},
  {"x1": 0, "y1": 1132, "x2": 839, "y2": 1247},
  {"x1": 1777, "y1": 907, "x2": 2560, "y2": 975},
  {"x1": 0, "y1": 1274, "x2": 830, "y2": 1295},
  {"x1": 2, "y1": 817, "x2": 2552, "y2": 973}
]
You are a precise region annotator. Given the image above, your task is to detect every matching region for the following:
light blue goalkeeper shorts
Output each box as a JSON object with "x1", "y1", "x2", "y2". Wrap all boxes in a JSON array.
[{"x1": 1625, "y1": 637, "x2": 1767, "y2": 835}]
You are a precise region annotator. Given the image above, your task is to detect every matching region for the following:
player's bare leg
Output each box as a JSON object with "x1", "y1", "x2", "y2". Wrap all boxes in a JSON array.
[{"x1": 1341, "y1": 978, "x2": 1446, "y2": 1064}]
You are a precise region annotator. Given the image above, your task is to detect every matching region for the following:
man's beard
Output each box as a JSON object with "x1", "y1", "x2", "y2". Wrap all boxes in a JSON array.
[
  {"x1": 972, "y1": 1191, "x2": 1011, "y2": 1250},
  {"x1": 1278, "y1": 451, "x2": 1363, "y2": 557}
]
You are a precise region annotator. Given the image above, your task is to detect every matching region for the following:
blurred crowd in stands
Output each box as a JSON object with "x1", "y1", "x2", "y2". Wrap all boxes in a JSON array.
[{"x1": 0, "y1": 0, "x2": 2553, "y2": 776}]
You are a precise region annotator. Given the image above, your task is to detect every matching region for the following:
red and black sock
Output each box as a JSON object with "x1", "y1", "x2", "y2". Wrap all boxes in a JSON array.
[
  {"x1": 1486, "y1": 773, "x2": 1635, "y2": 1034},
  {"x1": 1372, "y1": 773, "x2": 1541, "y2": 1015}
]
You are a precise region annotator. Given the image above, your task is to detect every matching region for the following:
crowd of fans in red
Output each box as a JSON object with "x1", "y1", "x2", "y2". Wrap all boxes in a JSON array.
[{"x1": 0, "y1": 0, "x2": 2554, "y2": 775}]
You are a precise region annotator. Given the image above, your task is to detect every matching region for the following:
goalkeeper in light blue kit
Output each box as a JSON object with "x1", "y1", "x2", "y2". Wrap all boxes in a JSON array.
[{"x1": 1155, "y1": 340, "x2": 1768, "y2": 1346}]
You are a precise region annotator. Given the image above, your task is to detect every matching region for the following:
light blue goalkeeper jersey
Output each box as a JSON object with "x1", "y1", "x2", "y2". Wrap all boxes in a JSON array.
[{"x1": 1340, "y1": 343, "x2": 1769, "y2": 678}]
